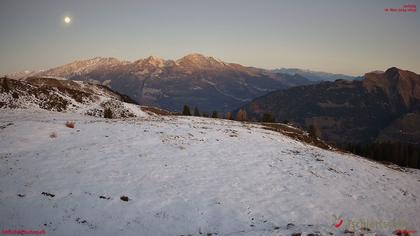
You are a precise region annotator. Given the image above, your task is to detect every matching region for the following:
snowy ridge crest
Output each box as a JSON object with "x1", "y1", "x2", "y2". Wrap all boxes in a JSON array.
[{"x1": 0, "y1": 77, "x2": 146, "y2": 118}]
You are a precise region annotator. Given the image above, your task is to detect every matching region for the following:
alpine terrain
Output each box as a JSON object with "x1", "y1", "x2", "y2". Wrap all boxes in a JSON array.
[
  {"x1": 1, "y1": 76, "x2": 420, "y2": 235},
  {"x1": 242, "y1": 68, "x2": 420, "y2": 148},
  {"x1": 6, "y1": 54, "x2": 313, "y2": 113}
]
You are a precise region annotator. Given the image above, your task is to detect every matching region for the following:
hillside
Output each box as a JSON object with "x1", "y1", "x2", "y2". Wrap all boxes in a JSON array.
[
  {"x1": 377, "y1": 111, "x2": 420, "y2": 145},
  {"x1": 1, "y1": 109, "x2": 420, "y2": 236},
  {"x1": 0, "y1": 77, "x2": 145, "y2": 118},
  {"x1": 242, "y1": 67, "x2": 420, "y2": 147},
  {"x1": 7, "y1": 54, "x2": 313, "y2": 113}
]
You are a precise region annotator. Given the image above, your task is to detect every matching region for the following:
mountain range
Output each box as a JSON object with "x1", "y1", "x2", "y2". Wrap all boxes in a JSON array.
[
  {"x1": 242, "y1": 67, "x2": 420, "y2": 147},
  {"x1": 4, "y1": 56, "x2": 419, "y2": 149},
  {"x1": 6, "y1": 54, "x2": 318, "y2": 113},
  {"x1": 273, "y1": 68, "x2": 361, "y2": 82},
  {"x1": 2, "y1": 58, "x2": 420, "y2": 234}
]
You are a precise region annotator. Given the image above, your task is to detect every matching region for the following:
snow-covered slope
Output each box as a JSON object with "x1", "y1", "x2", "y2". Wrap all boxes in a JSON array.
[
  {"x1": 0, "y1": 109, "x2": 419, "y2": 236},
  {"x1": 0, "y1": 77, "x2": 146, "y2": 118}
]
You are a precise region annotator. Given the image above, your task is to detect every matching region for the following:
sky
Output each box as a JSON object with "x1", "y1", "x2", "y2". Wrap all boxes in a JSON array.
[{"x1": 0, "y1": 0, "x2": 419, "y2": 76}]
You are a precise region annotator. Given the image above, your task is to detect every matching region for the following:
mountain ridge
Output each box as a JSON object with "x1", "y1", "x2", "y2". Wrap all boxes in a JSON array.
[
  {"x1": 0, "y1": 76, "x2": 146, "y2": 118},
  {"x1": 242, "y1": 67, "x2": 420, "y2": 146},
  {"x1": 5, "y1": 53, "x2": 315, "y2": 113},
  {"x1": 273, "y1": 68, "x2": 360, "y2": 82}
]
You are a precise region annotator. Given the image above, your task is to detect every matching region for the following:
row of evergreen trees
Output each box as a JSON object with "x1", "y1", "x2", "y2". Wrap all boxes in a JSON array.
[
  {"x1": 345, "y1": 142, "x2": 420, "y2": 169},
  {"x1": 181, "y1": 104, "x2": 277, "y2": 122},
  {"x1": 181, "y1": 105, "x2": 249, "y2": 121}
]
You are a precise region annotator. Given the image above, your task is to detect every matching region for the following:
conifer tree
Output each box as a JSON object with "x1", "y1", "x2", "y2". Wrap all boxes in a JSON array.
[
  {"x1": 193, "y1": 107, "x2": 200, "y2": 116},
  {"x1": 182, "y1": 105, "x2": 191, "y2": 116}
]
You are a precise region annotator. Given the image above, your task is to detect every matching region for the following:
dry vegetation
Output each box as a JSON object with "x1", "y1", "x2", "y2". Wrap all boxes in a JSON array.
[
  {"x1": 65, "y1": 121, "x2": 75, "y2": 128},
  {"x1": 261, "y1": 122, "x2": 331, "y2": 150},
  {"x1": 141, "y1": 106, "x2": 175, "y2": 116}
]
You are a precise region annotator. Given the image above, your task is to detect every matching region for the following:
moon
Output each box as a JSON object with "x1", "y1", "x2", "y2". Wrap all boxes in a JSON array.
[{"x1": 64, "y1": 16, "x2": 71, "y2": 24}]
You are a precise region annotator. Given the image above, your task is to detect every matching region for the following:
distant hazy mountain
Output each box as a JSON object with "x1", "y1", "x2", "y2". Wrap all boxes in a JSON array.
[
  {"x1": 242, "y1": 67, "x2": 420, "y2": 146},
  {"x1": 7, "y1": 54, "x2": 313, "y2": 113},
  {"x1": 273, "y1": 68, "x2": 359, "y2": 82}
]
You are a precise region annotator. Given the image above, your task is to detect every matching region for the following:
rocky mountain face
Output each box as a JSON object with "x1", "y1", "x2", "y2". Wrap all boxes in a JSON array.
[
  {"x1": 242, "y1": 67, "x2": 420, "y2": 146},
  {"x1": 0, "y1": 76, "x2": 145, "y2": 118},
  {"x1": 16, "y1": 54, "x2": 313, "y2": 113}
]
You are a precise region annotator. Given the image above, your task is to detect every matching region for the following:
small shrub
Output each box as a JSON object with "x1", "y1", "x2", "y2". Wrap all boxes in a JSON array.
[
  {"x1": 193, "y1": 107, "x2": 200, "y2": 116},
  {"x1": 49, "y1": 132, "x2": 57, "y2": 138},
  {"x1": 65, "y1": 121, "x2": 75, "y2": 128},
  {"x1": 104, "y1": 108, "x2": 113, "y2": 119},
  {"x1": 211, "y1": 111, "x2": 218, "y2": 118},
  {"x1": 12, "y1": 92, "x2": 19, "y2": 99},
  {"x1": 226, "y1": 112, "x2": 233, "y2": 120}
]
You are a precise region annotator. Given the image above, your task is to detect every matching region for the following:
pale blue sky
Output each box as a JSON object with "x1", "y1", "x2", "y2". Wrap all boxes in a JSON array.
[{"x1": 0, "y1": 0, "x2": 419, "y2": 75}]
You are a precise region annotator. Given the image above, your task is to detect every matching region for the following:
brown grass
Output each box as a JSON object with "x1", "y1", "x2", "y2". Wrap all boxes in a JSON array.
[
  {"x1": 261, "y1": 122, "x2": 331, "y2": 150},
  {"x1": 65, "y1": 121, "x2": 75, "y2": 128},
  {"x1": 141, "y1": 106, "x2": 175, "y2": 116}
]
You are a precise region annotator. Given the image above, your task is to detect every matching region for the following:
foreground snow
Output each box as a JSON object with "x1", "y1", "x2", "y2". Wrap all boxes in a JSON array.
[{"x1": 0, "y1": 109, "x2": 419, "y2": 236}]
